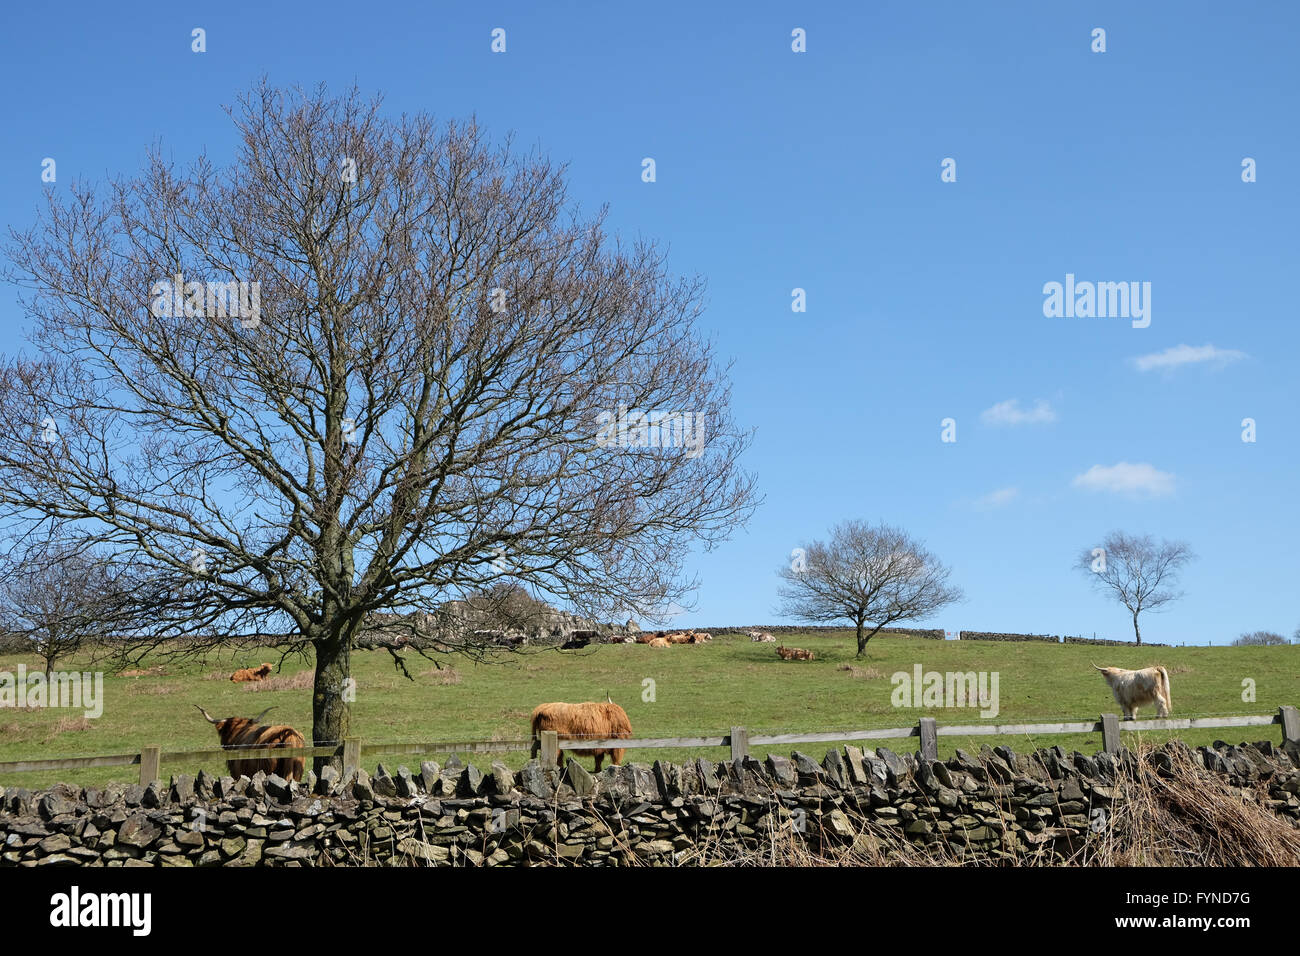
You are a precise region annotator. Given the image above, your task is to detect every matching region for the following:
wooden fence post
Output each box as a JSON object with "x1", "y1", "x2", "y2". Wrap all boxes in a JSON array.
[
  {"x1": 342, "y1": 737, "x2": 361, "y2": 778},
  {"x1": 918, "y1": 718, "x2": 938, "y2": 762},
  {"x1": 730, "y1": 726, "x2": 749, "y2": 762},
  {"x1": 139, "y1": 746, "x2": 160, "y2": 787},
  {"x1": 539, "y1": 730, "x2": 558, "y2": 768},
  {"x1": 1101, "y1": 714, "x2": 1122, "y2": 754},
  {"x1": 1279, "y1": 706, "x2": 1300, "y2": 748}
]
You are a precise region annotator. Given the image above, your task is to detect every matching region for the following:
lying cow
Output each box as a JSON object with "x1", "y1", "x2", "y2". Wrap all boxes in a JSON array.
[
  {"x1": 230, "y1": 663, "x2": 273, "y2": 682},
  {"x1": 1093, "y1": 663, "x2": 1172, "y2": 719},
  {"x1": 776, "y1": 646, "x2": 815, "y2": 661},
  {"x1": 195, "y1": 705, "x2": 305, "y2": 781},
  {"x1": 750, "y1": 632, "x2": 776, "y2": 643},
  {"x1": 647, "y1": 637, "x2": 671, "y2": 648},
  {"x1": 666, "y1": 630, "x2": 712, "y2": 644},
  {"x1": 530, "y1": 699, "x2": 632, "y2": 771}
]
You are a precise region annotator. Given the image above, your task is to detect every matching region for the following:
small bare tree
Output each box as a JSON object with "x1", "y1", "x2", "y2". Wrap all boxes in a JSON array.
[
  {"x1": 777, "y1": 520, "x2": 963, "y2": 657},
  {"x1": 1077, "y1": 531, "x2": 1194, "y2": 645},
  {"x1": 0, "y1": 543, "x2": 126, "y2": 677},
  {"x1": 0, "y1": 81, "x2": 757, "y2": 764}
]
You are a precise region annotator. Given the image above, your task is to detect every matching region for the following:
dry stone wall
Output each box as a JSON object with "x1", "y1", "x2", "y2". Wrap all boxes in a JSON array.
[{"x1": 3, "y1": 738, "x2": 1298, "y2": 867}]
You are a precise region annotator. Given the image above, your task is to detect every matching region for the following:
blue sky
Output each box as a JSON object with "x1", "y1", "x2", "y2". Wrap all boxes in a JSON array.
[{"x1": 1, "y1": 1, "x2": 1296, "y2": 645}]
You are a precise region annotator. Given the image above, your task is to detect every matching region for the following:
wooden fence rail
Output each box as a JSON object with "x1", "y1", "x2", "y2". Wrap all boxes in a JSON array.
[{"x1": 1, "y1": 707, "x2": 1295, "y2": 786}]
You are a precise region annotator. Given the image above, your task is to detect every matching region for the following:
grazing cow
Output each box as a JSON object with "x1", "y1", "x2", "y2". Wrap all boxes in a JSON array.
[
  {"x1": 230, "y1": 663, "x2": 273, "y2": 683},
  {"x1": 195, "y1": 705, "x2": 305, "y2": 781},
  {"x1": 776, "y1": 646, "x2": 815, "y2": 661},
  {"x1": 647, "y1": 637, "x2": 671, "y2": 648},
  {"x1": 530, "y1": 700, "x2": 632, "y2": 771},
  {"x1": 1093, "y1": 663, "x2": 1172, "y2": 719}
]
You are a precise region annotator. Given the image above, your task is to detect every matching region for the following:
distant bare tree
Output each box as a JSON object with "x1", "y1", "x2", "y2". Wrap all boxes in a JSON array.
[
  {"x1": 776, "y1": 520, "x2": 963, "y2": 657},
  {"x1": 1233, "y1": 631, "x2": 1288, "y2": 647},
  {"x1": 0, "y1": 542, "x2": 127, "y2": 677},
  {"x1": 459, "y1": 582, "x2": 552, "y2": 635},
  {"x1": 1077, "y1": 531, "x2": 1194, "y2": 645},
  {"x1": 0, "y1": 81, "x2": 757, "y2": 766}
]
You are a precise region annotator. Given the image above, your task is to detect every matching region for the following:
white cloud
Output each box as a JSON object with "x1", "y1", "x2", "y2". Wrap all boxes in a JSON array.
[
  {"x1": 1132, "y1": 343, "x2": 1246, "y2": 373},
  {"x1": 1072, "y1": 462, "x2": 1175, "y2": 498},
  {"x1": 981, "y1": 399, "x2": 1056, "y2": 426},
  {"x1": 974, "y1": 486, "x2": 1019, "y2": 509}
]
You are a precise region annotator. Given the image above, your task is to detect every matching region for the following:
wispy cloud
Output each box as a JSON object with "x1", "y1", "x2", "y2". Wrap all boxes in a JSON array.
[
  {"x1": 974, "y1": 486, "x2": 1019, "y2": 509},
  {"x1": 1132, "y1": 343, "x2": 1246, "y2": 373},
  {"x1": 1072, "y1": 462, "x2": 1175, "y2": 498},
  {"x1": 981, "y1": 399, "x2": 1056, "y2": 426}
]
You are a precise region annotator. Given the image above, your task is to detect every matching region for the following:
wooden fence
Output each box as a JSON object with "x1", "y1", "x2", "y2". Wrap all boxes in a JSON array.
[{"x1": 1, "y1": 706, "x2": 1296, "y2": 787}]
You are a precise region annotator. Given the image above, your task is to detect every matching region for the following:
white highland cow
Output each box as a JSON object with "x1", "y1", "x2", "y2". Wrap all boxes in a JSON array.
[{"x1": 1093, "y1": 663, "x2": 1172, "y2": 719}]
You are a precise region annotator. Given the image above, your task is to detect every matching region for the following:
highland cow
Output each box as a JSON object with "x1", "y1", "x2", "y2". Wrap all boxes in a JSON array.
[
  {"x1": 1093, "y1": 663, "x2": 1172, "y2": 719},
  {"x1": 195, "y1": 705, "x2": 305, "y2": 781},
  {"x1": 530, "y1": 700, "x2": 632, "y2": 771},
  {"x1": 230, "y1": 663, "x2": 273, "y2": 682}
]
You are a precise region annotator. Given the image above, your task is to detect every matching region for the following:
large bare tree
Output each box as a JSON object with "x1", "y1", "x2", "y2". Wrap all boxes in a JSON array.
[
  {"x1": 776, "y1": 520, "x2": 963, "y2": 656},
  {"x1": 1077, "y1": 531, "x2": 1194, "y2": 645},
  {"x1": 0, "y1": 82, "x2": 756, "y2": 764}
]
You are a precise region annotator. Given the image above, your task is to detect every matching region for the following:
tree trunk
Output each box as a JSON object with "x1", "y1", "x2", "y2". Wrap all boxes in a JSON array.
[
  {"x1": 856, "y1": 619, "x2": 867, "y2": 657},
  {"x1": 1132, "y1": 611, "x2": 1142, "y2": 646},
  {"x1": 311, "y1": 623, "x2": 354, "y2": 774}
]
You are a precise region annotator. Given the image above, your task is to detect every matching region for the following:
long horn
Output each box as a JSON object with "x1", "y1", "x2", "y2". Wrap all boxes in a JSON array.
[
  {"x1": 195, "y1": 704, "x2": 220, "y2": 724},
  {"x1": 251, "y1": 708, "x2": 273, "y2": 725}
]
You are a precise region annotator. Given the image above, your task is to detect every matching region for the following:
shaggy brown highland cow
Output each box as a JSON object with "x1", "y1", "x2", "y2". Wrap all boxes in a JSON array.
[
  {"x1": 530, "y1": 700, "x2": 632, "y2": 771},
  {"x1": 230, "y1": 663, "x2": 273, "y2": 682},
  {"x1": 195, "y1": 705, "x2": 305, "y2": 781}
]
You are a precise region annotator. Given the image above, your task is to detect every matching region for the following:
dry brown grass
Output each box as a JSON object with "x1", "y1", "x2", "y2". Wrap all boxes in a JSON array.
[
  {"x1": 838, "y1": 664, "x2": 885, "y2": 680},
  {"x1": 45, "y1": 716, "x2": 94, "y2": 739},
  {"x1": 117, "y1": 665, "x2": 167, "y2": 678},
  {"x1": 125, "y1": 681, "x2": 185, "y2": 697},
  {"x1": 239, "y1": 670, "x2": 314, "y2": 692},
  {"x1": 1080, "y1": 742, "x2": 1300, "y2": 866},
  {"x1": 419, "y1": 666, "x2": 462, "y2": 685}
]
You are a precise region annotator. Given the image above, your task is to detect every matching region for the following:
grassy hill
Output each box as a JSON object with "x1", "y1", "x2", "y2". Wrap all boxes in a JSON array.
[{"x1": 2, "y1": 631, "x2": 1297, "y2": 790}]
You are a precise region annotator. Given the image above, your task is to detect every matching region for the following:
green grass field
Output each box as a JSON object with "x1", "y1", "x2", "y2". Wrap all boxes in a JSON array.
[{"x1": 2, "y1": 631, "x2": 1297, "y2": 791}]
